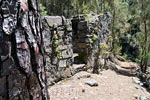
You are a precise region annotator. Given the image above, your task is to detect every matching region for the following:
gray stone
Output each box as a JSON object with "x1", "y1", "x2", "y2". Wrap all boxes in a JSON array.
[
  {"x1": 107, "y1": 61, "x2": 118, "y2": 71},
  {"x1": 59, "y1": 60, "x2": 67, "y2": 68},
  {"x1": 61, "y1": 49, "x2": 73, "y2": 59},
  {"x1": 77, "y1": 74, "x2": 91, "y2": 79},
  {"x1": 139, "y1": 96, "x2": 150, "y2": 100},
  {"x1": 44, "y1": 16, "x2": 63, "y2": 26},
  {"x1": 85, "y1": 79, "x2": 99, "y2": 87},
  {"x1": 52, "y1": 57, "x2": 58, "y2": 65},
  {"x1": 132, "y1": 77, "x2": 142, "y2": 85},
  {"x1": 73, "y1": 64, "x2": 86, "y2": 74},
  {"x1": 58, "y1": 45, "x2": 68, "y2": 51}
]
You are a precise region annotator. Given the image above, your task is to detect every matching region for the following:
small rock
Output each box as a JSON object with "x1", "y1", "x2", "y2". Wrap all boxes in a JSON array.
[
  {"x1": 74, "y1": 97, "x2": 78, "y2": 100},
  {"x1": 140, "y1": 83, "x2": 144, "y2": 86},
  {"x1": 139, "y1": 96, "x2": 150, "y2": 100},
  {"x1": 77, "y1": 74, "x2": 91, "y2": 79},
  {"x1": 132, "y1": 77, "x2": 141, "y2": 85},
  {"x1": 85, "y1": 79, "x2": 99, "y2": 87},
  {"x1": 134, "y1": 94, "x2": 138, "y2": 99},
  {"x1": 82, "y1": 89, "x2": 85, "y2": 93},
  {"x1": 135, "y1": 86, "x2": 139, "y2": 89}
]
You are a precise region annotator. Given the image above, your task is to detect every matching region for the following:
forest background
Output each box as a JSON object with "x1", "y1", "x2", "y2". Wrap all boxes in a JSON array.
[{"x1": 39, "y1": 0, "x2": 150, "y2": 73}]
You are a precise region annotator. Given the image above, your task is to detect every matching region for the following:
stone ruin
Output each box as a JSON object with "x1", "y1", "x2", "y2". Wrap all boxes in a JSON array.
[
  {"x1": 42, "y1": 13, "x2": 111, "y2": 85},
  {"x1": 42, "y1": 16, "x2": 73, "y2": 86}
]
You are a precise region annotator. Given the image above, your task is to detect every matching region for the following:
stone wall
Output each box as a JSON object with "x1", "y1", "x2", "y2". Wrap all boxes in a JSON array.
[
  {"x1": 42, "y1": 16, "x2": 73, "y2": 86},
  {"x1": 72, "y1": 13, "x2": 111, "y2": 73}
]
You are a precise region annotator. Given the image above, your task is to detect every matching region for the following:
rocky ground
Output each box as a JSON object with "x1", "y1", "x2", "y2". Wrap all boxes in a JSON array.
[{"x1": 48, "y1": 61, "x2": 150, "y2": 100}]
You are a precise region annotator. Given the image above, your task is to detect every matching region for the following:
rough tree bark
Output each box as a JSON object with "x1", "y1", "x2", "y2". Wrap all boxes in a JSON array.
[{"x1": 0, "y1": 0, "x2": 49, "y2": 100}]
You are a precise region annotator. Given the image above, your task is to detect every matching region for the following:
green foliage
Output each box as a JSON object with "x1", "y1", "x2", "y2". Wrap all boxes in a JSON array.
[
  {"x1": 40, "y1": 0, "x2": 150, "y2": 72},
  {"x1": 84, "y1": 15, "x2": 90, "y2": 21},
  {"x1": 40, "y1": 0, "x2": 112, "y2": 17},
  {"x1": 84, "y1": 65, "x2": 89, "y2": 71},
  {"x1": 52, "y1": 33, "x2": 60, "y2": 60},
  {"x1": 139, "y1": 50, "x2": 150, "y2": 61},
  {"x1": 122, "y1": 53, "x2": 128, "y2": 60},
  {"x1": 92, "y1": 34, "x2": 98, "y2": 41},
  {"x1": 57, "y1": 53, "x2": 62, "y2": 60},
  {"x1": 113, "y1": 45, "x2": 122, "y2": 55},
  {"x1": 99, "y1": 42, "x2": 110, "y2": 56},
  {"x1": 39, "y1": 3, "x2": 47, "y2": 16}
]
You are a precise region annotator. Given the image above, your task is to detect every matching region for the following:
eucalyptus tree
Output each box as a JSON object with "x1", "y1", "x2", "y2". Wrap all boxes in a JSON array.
[{"x1": 0, "y1": 0, "x2": 49, "y2": 99}]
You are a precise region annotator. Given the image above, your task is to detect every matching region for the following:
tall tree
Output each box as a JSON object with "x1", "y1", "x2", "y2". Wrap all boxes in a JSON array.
[{"x1": 140, "y1": 0, "x2": 150, "y2": 73}]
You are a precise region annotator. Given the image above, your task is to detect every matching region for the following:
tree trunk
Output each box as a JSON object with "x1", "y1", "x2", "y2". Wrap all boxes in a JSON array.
[
  {"x1": 0, "y1": 0, "x2": 49, "y2": 100},
  {"x1": 111, "y1": 5, "x2": 116, "y2": 52},
  {"x1": 140, "y1": 0, "x2": 148, "y2": 73}
]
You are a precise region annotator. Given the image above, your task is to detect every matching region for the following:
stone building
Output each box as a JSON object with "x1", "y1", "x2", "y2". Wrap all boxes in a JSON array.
[{"x1": 72, "y1": 13, "x2": 111, "y2": 73}]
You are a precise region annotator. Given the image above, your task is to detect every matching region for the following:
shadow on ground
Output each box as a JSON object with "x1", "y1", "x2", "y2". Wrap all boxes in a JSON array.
[
  {"x1": 110, "y1": 65, "x2": 136, "y2": 77},
  {"x1": 115, "y1": 69, "x2": 136, "y2": 77}
]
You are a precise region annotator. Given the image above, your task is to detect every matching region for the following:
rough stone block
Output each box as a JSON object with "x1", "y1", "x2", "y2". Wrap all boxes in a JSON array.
[
  {"x1": 64, "y1": 68, "x2": 72, "y2": 77},
  {"x1": 58, "y1": 45, "x2": 67, "y2": 51},
  {"x1": 44, "y1": 16, "x2": 63, "y2": 26},
  {"x1": 61, "y1": 49, "x2": 73, "y2": 59},
  {"x1": 59, "y1": 60, "x2": 67, "y2": 68}
]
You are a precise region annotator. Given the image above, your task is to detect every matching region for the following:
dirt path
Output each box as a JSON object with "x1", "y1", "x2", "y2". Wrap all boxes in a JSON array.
[{"x1": 48, "y1": 61, "x2": 150, "y2": 100}]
